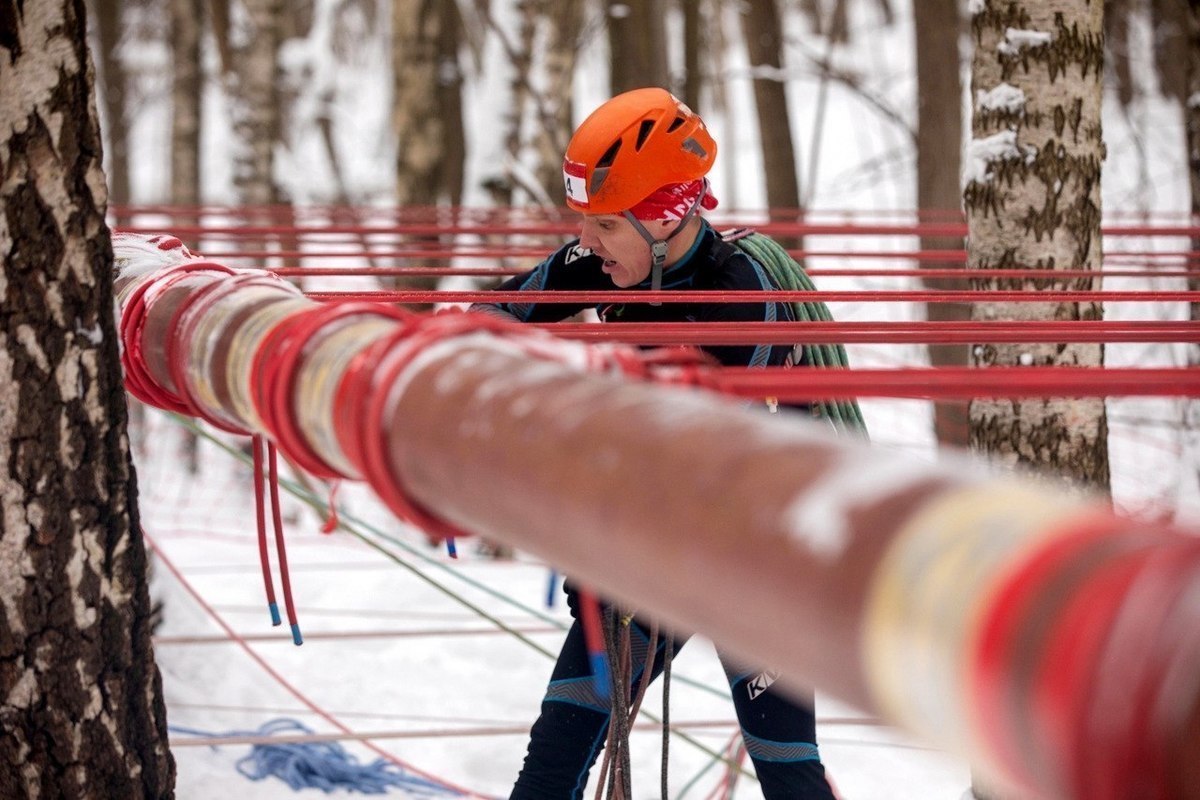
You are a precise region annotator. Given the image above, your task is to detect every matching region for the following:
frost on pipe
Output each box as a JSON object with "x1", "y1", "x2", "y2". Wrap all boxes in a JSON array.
[{"x1": 112, "y1": 233, "x2": 1200, "y2": 800}]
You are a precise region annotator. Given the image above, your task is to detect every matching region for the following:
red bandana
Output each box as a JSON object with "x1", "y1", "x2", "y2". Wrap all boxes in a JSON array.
[{"x1": 628, "y1": 179, "x2": 719, "y2": 221}]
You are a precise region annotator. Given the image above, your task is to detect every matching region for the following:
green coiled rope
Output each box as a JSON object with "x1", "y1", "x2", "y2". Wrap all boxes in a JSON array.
[{"x1": 729, "y1": 230, "x2": 868, "y2": 436}]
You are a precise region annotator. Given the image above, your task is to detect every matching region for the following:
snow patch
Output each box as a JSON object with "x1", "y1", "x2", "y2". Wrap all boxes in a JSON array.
[
  {"x1": 976, "y1": 83, "x2": 1026, "y2": 114},
  {"x1": 998, "y1": 28, "x2": 1053, "y2": 57},
  {"x1": 965, "y1": 130, "x2": 1036, "y2": 184}
]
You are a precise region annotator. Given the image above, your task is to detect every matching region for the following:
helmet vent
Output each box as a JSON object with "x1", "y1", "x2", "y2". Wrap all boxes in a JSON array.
[
  {"x1": 596, "y1": 140, "x2": 622, "y2": 169},
  {"x1": 667, "y1": 115, "x2": 686, "y2": 133},
  {"x1": 635, "y1": 119, "x2": 656, "y2": 150}
]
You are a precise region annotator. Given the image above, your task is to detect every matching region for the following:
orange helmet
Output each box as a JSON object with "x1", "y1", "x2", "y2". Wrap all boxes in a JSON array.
[{"x1": 563, "y1": 88, "x2": 716, "y2": 215}]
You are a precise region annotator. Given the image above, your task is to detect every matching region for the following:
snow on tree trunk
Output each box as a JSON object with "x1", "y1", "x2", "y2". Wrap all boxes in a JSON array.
[
  {"x1": 0, "y1": 2, "x2": 175, "y2": 797},
  {"x1": 965, "y1": 0, "x2": 1110, "y2": 492}
]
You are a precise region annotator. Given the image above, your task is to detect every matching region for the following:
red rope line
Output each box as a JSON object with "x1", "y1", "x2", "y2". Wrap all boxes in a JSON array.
[
  {"x1": 537, "y1": 320, "x2": 1200, "y2": 345},
  {"x1": 308, "y1": 288, "x2": 1200, "y2": 304},
  {"x1": 251, "y1": 436, "x2": 280, "y2": 626},
  {"x1": 261, "y1": 264, "x2": 1200, "y2": 280},
  {"x1": 706, "y1": 367, "x2": 1200, "y2": 400}
]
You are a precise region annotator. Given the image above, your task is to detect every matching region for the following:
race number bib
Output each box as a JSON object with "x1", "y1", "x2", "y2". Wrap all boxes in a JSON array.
[{"x1": 563, "y1": 159, "x2": 589, "y2": 206}]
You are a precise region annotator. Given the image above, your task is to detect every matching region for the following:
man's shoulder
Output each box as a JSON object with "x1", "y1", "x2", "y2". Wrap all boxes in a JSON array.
[{"x1": 699, "y1": 234, "x2": 772, "y2": 290}]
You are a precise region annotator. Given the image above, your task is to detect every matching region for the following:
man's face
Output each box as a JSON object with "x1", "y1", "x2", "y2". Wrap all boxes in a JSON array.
[{"x1": 578, "y1": 214, "x2": 672, "y2": 288}]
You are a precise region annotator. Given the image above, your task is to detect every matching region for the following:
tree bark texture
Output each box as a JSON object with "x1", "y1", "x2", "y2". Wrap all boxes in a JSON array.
[
  {"x1": 0, "y1": 1, "x2": 175, "y2": 797},
  {"x1": 229, "y1": 0, "x2": 283, "y2": 207},
  {"x1": 169, "y1": 0, "x2": 203, "y2": 210},
  {"x1": 1185, "y1": 0, "x2": 1200, "y2": 505},
  {"x1": 965, "y1": 1, "x2": 1110, "y2": 491},
  {"x1": 607, "y1": 0, "x2": 669, "y2": 95},
  {"x1": 531, "y1": 0, "x2": 582, "y2": 205},
  {"x1": 92, "y1": 0, "x2": 130, "y2": 219},
  {"x1": 392, "y1": 0, "x2": 464, "y2": 207},
  {"x1": 741, "y1": 0, "x2": 803, "y2": 249},
  {"x1": 680, "y1": 0, "x2": 704, "y2": 111},
  {"x1": 915, "y1": 0, "x2": 969, "y2": 448}
]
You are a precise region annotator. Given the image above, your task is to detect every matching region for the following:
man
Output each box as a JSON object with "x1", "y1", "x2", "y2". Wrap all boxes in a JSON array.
[{"x1": 472, "y1": 87, "x2": 836, "y2": 800}]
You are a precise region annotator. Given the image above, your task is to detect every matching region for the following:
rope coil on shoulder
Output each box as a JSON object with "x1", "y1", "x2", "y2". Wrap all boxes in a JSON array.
[{"x1": 721, "y1": 228, "x2": 868, "y2": 435}]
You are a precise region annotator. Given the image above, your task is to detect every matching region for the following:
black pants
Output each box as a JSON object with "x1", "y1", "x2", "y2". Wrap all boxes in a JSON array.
[{"x1": 510, "y1": 614, "x2": 836, "y2": 799}]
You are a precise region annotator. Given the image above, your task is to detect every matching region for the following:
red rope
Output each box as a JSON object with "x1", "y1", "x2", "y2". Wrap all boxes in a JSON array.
[
  {"x1": 268, "y1": 265, "x2": 1200, "y2": 280},
  {"x1": 268, "y1": 442, "x2": 302, "y2": 645},
  {"x1": 308, "y1": 288, "x2": 1200, "y2": 305},
  {"x1": 251, "y1": 436, "x2": 281, "y2": 627},
  {"x1": 537, "y1": 320, "x2": 1200, "y2": 345},
  {"x1": 708, "y1": 366, "x2": 1200, "y2": 399}
]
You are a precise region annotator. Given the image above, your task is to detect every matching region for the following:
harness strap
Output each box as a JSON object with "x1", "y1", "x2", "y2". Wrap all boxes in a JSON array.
[{"x1": 623, "y1": 179, "x2": 711, "y2": 306}]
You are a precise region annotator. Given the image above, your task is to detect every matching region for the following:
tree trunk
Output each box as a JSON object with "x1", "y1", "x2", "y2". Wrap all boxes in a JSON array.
[
  {"x1": 532, "y1": 0, "x2": 583, "y2": 204},
  {"x1": 437, "y1": 0, "x2": 465, "y2": 207},
  {"x1": 915, "y1": 0, "x2": 969, "y2": 448},
  {"x1": 680, "y1": 0, "x2": 704, "y2": 111},
  {"x1": 169, "y1": 0, "x2": 204, "y2": 472},
  {"x1": 741, "y1": 0, "x2": 803, "y2": 250},
  {"x1": 965, "y1": 4, "x2": 1110, "y2": 489},
  {"x1": 229, "y1": 0, "x2": 284, "y2": 208},
  {"x1": 393, "y1": 0, "x2": 462, "y2": 207},
  {"x1": 607, "y1": 0, "x2": 669, "y2": 94},
  {"x1": 170, "y1": 0, "x2": 203, "y2": 212},
  {"x1": 392, "y1": 0, "x2": 464, "y2": 305},
  {"x1": 0, "y1": 1, "x2": 175, "y2": 797},
  {"x1": 1186, "y1": 0, "x2": 1200, "y2": 510},
  {"x1": 92, "y1": 0, "x2": 130, "y2": 223}
]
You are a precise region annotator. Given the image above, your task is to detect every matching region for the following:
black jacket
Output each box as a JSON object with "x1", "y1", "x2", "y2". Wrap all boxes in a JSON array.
[{"x1": 470, "y1": 222, "x2": 800, "y2": 369}]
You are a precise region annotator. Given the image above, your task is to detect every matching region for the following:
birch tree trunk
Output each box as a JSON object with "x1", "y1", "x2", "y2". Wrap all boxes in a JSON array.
[
  {"x1": 965, "y1": 0, "x2": 1110, "y2": 492},
  {"x1": 0, "y1": 1, "x2": 175, "y2": 796},
  {"x1": 915, "y1": 0, "x2": 969, "y2": 448},
  {"x1": 230, "y1": 0, "x2": 284, "y2": 208}
]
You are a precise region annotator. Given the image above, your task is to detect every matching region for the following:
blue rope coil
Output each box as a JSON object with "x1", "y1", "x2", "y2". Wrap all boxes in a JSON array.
[{"x1": 170, "y1": 718, "x2": 462, "y2": 796}]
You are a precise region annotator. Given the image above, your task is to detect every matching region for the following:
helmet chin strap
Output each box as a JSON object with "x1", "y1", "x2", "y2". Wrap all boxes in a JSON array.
[{"x1": 621, "y1": 180, "x2": 709, "y2": 306}]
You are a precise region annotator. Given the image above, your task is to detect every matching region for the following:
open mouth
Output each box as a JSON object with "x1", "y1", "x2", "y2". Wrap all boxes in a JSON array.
[{"x1": 601, "y1": 259, "x2": 618, "y2": 272}]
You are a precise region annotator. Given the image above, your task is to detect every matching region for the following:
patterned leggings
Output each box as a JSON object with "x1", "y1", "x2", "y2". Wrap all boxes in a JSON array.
[{"x1": 510, "y1": 613, "x2": 837, "y2": 799}]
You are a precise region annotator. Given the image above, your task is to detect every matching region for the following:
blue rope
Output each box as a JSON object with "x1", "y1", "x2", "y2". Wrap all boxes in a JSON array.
[{"x1": 170, "y1": 718, "x2": 463, "y2": 796}]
